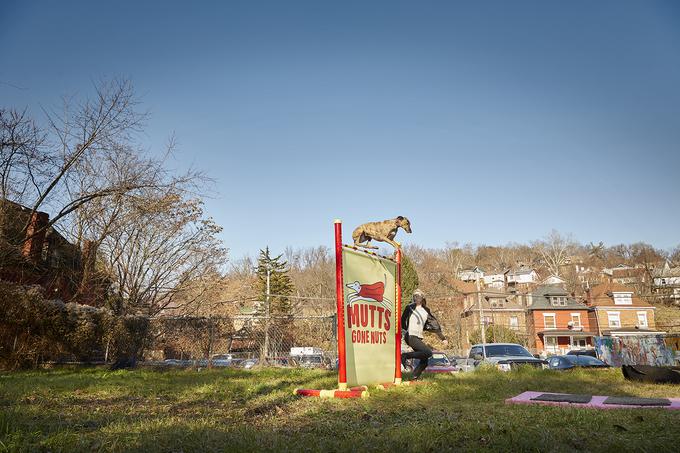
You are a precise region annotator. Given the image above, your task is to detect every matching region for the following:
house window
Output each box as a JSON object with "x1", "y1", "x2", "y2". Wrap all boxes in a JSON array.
[
  {"x1": 482, "y1": 316, "x2": 492, "y2": 325},
  {"x1": 613, "y1": 293, "x2": 633, "y2": 305},
  {"x1": 509, "y1": 316, "x2": 519, "y2": 330},
  {"x1": 570, "y1": 313, "x2": 582, "y2": 328},
  {"x1": 571, "y1": 337, "x2": 587, "y2": 348},
  {"x1": 545, "y1": 336, "x2": 558, "y2": 353},
  {"x1": 551, "y1": 296, "x2": 567, "y2": 306},
  {"x1": 543, "y1": 313, "x2": 556, "y2": 330},
  {"x1": 607, "y1": 311, "x2": 621, "y2": 328},
  {"x1": 637, "y1": 312, "x2": 648, "y2": 328},
  {"x1": 490, "y1": 299, "x2": 505, "y2": 308}
]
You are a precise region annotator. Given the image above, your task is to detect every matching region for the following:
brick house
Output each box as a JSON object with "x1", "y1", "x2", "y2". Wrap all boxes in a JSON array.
[
  {"x1": 586, "y1": 283, "x2": 663, "y2": 337},
  {"x1": 526, "y1": 285, "x2": 596, "y2": 355},
  {"x1": 0, "y1": 199, "x2": 85, "y2": 301},
  {"x1": 459, "y1": 284, "x2": 529, "y2": 350}
]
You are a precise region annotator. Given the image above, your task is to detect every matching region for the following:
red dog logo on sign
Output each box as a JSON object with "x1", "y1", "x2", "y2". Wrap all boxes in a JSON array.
[{"x1": 345, "y1": 276, "x2": 392, "y2": 310}]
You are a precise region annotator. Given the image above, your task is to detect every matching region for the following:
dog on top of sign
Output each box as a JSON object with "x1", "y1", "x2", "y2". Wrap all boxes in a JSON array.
[{"x1": 345, "y1": 275, "x2": 393, "y2": 311}]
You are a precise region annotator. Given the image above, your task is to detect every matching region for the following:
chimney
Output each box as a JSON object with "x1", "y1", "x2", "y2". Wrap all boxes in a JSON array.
[{"x1": 21, "y1": 211, "x2": 49, "y2": 264}]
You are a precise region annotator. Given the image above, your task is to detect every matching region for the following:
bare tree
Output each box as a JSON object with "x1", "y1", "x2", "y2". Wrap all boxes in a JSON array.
[
  {"x1": 0, "y1": 108, "x2": 46, "y2": 204},
  {"x1": 670, "y1": 245, "x2": 680, "y2": 266},
  {"x1": 87, "y1": 191, "x2": 226, "y2": 316},
  {"x1": 2, "y1": 79, "x2": 204, "y2": 248},
  {"x1": 533, "y1": 230, "x2": 577, "y2": 277}
]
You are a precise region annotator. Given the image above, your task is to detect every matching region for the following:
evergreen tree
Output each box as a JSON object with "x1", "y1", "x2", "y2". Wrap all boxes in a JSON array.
[
  {"x1": 400, "y1": 254, "x2": 420, "y2": 305},
  {"x1": 254, "y1": 247, "x2": 296, "y2": 362},
  {"x1": 255, "y1": 247, "x2": 294, "y2": 315}
]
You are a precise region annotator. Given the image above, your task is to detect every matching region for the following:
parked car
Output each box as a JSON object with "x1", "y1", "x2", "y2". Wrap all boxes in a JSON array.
[
  {"x1": 547, "y1": 355, "x2": 610, "y2": 370},
  {"x1": 297, "y1": 354, "x2": 331, "y2": 369},
  {"x1": 240, "y1": 358, "x2": 258, "y2": 369},
  {"x1": 422, "y1": 351, "x2": 458, "y2": 374},
  {"x1": 448, "y1": 355, "x2": 466, "y2": 365},
  {"x1": 266, "y1": 357, "x2": 298, "y2": 367},
  {"x1": 466, "y1": 343, "x2": 547, "y2": 371},
  {"x1": 566, "y1": 349, "x2": 597, "y2": 358},
  {"x1": 403, "y1": 352, "x2": 459, "y2": 374},
  {"x1": 210, "y1": 354, "x2": 233, "y2": 367},
  {"x1": 163, "y1": 359, "x2": 194, "y2": 367}
]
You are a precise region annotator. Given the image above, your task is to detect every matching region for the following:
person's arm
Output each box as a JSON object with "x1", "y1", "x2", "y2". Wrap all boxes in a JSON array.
[
  {"x1": 400, "y1": 304, "x2": 411, "y2": 335},
  {"x1": 424, "y1": 307, "x2": 447, "y2": 341}
]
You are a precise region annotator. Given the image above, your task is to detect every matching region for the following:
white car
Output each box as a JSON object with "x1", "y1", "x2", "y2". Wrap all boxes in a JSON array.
[{"x1": 467, "y1": 343, "x2": 547, "y2": 371}]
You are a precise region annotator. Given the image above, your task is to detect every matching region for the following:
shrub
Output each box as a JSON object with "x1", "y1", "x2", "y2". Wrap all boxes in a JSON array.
[
  {"x1": 0, "y1": 280, "x2": 148, "y2": 369},
  {"x1": 468, "y1": 325, "x2": 525, "y2": 346}
]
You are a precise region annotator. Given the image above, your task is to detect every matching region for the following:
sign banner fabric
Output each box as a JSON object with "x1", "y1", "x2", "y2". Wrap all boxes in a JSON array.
[{"x1": 341, "y1": 246, "x2": 397, "y2": 387}]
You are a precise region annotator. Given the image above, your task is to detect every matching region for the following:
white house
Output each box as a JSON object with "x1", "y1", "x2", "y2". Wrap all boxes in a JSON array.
[
  {"x1": 653, "y1": 261, "x2": 680, "y2": 300},
  {"x1": 654, "y1": 261, "x2": 680, "y2": 286},
  {"x1": 482, "y1": 272, "x2": 506, "y2": 289},
  {"x1": 542, "y1": 275, "x2": 566, "y2": 286},
  {"x1": 507, "y1": 268, "x2": 539, "y2": 286},
  {"x1": 459, "y1": 266, "x2": 484, "y2": 282}
]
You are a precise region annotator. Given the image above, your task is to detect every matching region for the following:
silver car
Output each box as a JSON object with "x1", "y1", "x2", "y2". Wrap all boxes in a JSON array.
[{"x1": 467, "y1": 343, "x2": 547, "y2": 371}]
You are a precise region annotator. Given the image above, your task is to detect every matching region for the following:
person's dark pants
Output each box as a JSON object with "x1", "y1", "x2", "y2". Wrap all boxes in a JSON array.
[{"x1": 402, "y1": 335, "x2": 432, "y2": 378}]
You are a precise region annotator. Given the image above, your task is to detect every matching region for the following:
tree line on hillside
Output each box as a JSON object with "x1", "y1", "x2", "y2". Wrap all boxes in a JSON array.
[{"x1": 220, "y1": 233, "x2": 679, "y2": 309}]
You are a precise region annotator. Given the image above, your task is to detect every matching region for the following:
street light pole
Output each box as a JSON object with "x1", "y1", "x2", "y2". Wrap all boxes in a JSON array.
[{"x1": 476, "y1": 276, "x2": 487, "y2": 358}]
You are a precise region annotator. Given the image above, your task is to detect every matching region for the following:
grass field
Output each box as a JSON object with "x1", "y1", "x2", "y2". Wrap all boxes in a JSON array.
[{"x1": 1, "y1": 366, "x2": 680, "y2": 452}]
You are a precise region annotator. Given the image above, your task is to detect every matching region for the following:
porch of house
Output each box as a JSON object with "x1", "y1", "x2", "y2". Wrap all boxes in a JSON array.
[{"x1": 538, "y1": 330, "x2": 596, "y2": 355}]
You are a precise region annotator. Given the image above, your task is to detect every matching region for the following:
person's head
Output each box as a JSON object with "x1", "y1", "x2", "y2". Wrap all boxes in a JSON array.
[{"x1": 412, "y1": 289, "x2": 426, "y2": 306}]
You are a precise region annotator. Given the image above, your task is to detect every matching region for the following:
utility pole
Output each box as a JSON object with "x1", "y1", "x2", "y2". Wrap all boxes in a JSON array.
[
  {"x1": 262, "y1": 264, "x2": 271, "y2": 365},
  {"x1": 476, "y1": 276, "x2": 487, "y2": 358}
]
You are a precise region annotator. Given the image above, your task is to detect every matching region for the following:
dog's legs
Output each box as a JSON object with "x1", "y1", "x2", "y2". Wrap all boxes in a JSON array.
[
  {"x1": 353, "y1": 231, "x2": 379, "y2": 249},
  {"x1": 356, "y1": 240, "x2": 379, "y2": 250},
  {"x1": 383, "y1": 238, "x2": 401, "y2": 249}
]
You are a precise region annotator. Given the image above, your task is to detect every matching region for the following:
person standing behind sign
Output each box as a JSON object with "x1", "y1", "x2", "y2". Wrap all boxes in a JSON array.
[{"x1": 400, "y1": 289, "x2": 448, "y2": 380}]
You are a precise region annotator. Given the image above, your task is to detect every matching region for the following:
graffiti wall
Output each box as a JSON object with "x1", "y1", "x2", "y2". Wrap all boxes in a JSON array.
[{"x1": 594, "y1": 335, "x2": 680, "y2": 367}]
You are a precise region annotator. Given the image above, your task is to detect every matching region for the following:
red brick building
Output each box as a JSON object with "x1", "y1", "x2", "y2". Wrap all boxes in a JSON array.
[
  {"x1": 0, "y1": 199, "x2": 84, "y2": 301},
  {"x1": 526, "y1": 285, "x2": 596, "y2": 355}
]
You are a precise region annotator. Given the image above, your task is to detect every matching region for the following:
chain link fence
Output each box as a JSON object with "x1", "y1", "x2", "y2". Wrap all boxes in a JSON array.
[{"x1": 145, "y1": 314, "x2": 337, "y2": 369}]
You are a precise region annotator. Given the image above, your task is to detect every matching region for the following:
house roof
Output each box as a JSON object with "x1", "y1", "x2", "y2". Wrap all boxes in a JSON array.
[
  {"x1": 601, "y1": 327, "x2": 663, "y2": 335},
  {"x1": 508, "y1": 268, "x2": 536, "y2": 276},
  {"x1": 611, "y1": 267, "x2": 647, "y2": 279},
  {"x1": 537, "y1": 329, "x2": 596, "y2": 337},
  {"x1": 459, "y1": 287, "x2": 524, "y2": 312},
  {"x1": 541, "y1": 275, "x2": 566, "y2": 285},
  {"x1": 528, "y1": 285, "x2": 588, "y2": 310},
  {"x1": 654, "y1": 262, "x2": 680, "y2": 278},
  {"x1": 460, "y1": 267, "x2": 484, "y2": 274},
  {"x1": 587, "y1": 283, "x2": 652, "y2": 308}
]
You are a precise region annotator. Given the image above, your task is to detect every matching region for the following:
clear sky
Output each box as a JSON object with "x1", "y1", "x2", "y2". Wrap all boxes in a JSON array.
[{"x1": 2, "y1": 1, "x2": 679, "y2": 260}]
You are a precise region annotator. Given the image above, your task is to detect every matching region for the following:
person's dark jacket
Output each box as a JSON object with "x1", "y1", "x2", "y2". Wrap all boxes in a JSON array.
[{"x1": 401, "y1": 303, "x2": 446, "y2": 341}]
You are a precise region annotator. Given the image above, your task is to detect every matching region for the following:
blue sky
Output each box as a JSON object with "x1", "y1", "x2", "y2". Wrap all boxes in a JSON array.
[{"x1": 2, "y1": 1, "x2": 679, "y2": 260}]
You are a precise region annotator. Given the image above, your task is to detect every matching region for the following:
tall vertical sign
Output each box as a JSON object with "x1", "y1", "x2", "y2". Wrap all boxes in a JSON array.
[{"x1": 335, "y1": 220, "x2": 400, "y2": 388}]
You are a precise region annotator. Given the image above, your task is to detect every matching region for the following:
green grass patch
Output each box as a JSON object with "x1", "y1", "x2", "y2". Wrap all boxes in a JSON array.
[{"x1": 1, "y1": 366, "x2": 679, "y2": 452}]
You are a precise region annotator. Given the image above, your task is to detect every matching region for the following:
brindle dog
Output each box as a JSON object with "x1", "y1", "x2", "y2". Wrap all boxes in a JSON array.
[{"x1": 351, "y1": 216, "x2": 412, "y2": 250}]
